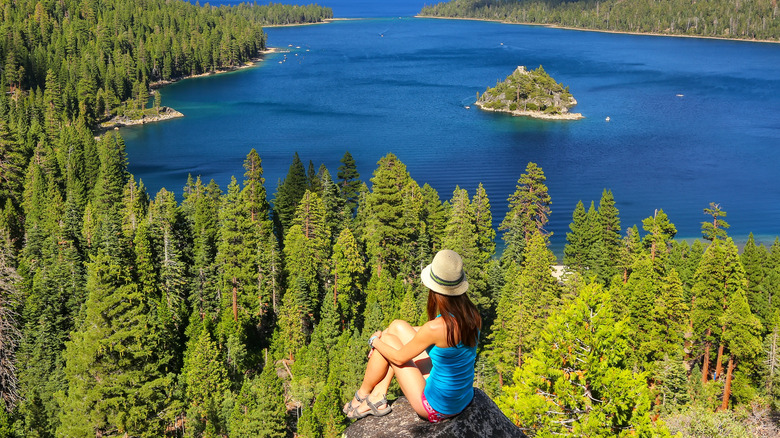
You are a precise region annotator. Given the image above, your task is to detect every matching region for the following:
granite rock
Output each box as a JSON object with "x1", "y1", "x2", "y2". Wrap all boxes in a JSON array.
[{"x1": 343, "y1": 388, "x2": 526, "y2": 438}]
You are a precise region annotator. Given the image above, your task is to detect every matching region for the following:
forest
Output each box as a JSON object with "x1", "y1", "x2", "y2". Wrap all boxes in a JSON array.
[
  {"x1": 420, "y1": 0, "x2": 780, "y2": 42},
  {"x1": 2, "y1": 0, "x2": 780, "y2": 438}
]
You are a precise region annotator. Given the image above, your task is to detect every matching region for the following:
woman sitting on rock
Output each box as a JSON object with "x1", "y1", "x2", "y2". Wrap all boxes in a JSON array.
[{"x1": 343, "y1": 249, "x2": 481, "y2": 423}]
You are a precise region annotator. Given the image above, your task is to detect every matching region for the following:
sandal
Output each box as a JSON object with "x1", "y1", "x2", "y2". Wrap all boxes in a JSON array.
[
  {"x1": 346, "y1": 394, "x2": 393, "y2": 420},
  {"x1": 366, "y1": 395, "x2": 392, "y2": 417},
  {"x1": 343, "y1": 390, "x2": 366, "y2": 416}
]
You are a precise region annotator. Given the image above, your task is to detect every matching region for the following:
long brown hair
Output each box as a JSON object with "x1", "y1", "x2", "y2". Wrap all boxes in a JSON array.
[{"x1": 427, "y1": 291, "x2": 481, "y2": 348}]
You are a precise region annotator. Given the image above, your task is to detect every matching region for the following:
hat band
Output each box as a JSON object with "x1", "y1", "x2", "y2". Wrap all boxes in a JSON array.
[{"x1": 430, "y1": 270, "x2": 464, "y2": 287}]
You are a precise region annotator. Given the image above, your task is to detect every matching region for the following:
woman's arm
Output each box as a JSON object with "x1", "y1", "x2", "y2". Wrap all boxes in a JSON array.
[{"x1": 371, "y1": 320, "x2": 443, "y2": 366}]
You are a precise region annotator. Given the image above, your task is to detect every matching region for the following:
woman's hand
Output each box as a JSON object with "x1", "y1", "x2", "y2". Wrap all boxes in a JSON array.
[{"x1": 368, "y1": 330, "x2": 383, "y2": 358}]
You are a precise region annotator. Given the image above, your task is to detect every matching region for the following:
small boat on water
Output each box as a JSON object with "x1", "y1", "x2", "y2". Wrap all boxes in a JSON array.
[
  {"x1": 605, "y1": 116, "x2": 611, "y2": 122},
  {"x1": 465, "y1": 106, "x2": 470, "y2": 109},
  {"x1": 676, "y1": 94, "x2": 684, "y2": 97}
]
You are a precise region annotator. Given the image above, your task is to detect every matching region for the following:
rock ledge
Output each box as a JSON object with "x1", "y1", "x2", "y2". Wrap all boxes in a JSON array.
[{"x1": 343, "y1": 388, "x2": 526, "y2": 438}]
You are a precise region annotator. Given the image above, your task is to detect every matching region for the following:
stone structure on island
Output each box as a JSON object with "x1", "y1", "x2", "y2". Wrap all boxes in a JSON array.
[
  {"x1": 476, "y1": 65, "x2": 583, "y2": 120},
  {"x1": 343, "y1": 388, "x2": 526, "y2": 438}
]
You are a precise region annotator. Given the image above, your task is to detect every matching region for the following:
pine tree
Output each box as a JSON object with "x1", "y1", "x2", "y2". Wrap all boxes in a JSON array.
[
  {"x1": 182, "y1": 176, "x2": 222, "y2": 320},
  {"x1": 0, "y1": 115, "x2": 25, "y2": 207},
  {"x1": 184, "y1": 326, "x2": 230, "y2": 434},
  {"x1": 120, "y1": 176, "x2": 149, "y2": 239},
  {"x1": 58, "y1": 252, "x2": 173, "y2": 437},
  {"x1": 617, "y1": 225, "x2": 642, "y2": 285},
  {"x1": 564, "y1": 200, "x2": 588, "y2": 272},
  {"x1": 242, "y1": 148, "x2": 270, "y2": 226},
  {"x1": 472, "y1": 182, "x2": 495, "y2": 263},
  {"x1": 719, "y1": 284, "x2": 762, "y2": 410},
  {"x1": 498, "y1": 283, "x2": 670, "y2": 436},
  {"x1": 419, "y1": 183, "x2": 447, "y2": 262},
  {"x1": 319, "y1": 166, "x2": 347, "y2": 245},
  {"x1": 642, "y1": 209, "x2": 677, "y2": 266},
  {"x1": 228, "y1": 362, "x2": 286, "y2": 437},
  {"x1": 215, "y1": 177, "x2": 259, "y2": 345},
  {"x1": 337, "y1": 151, "x2": 361, "y2": 216},
  {"x1": 741, "y1": 233, "x2": 771, "y2": 332},
  {"x1": 273, "y1": 152, "x2": 307, "y2": 236},
  {"x1": 499, "y1": 162, "x2": 551, "y2": 265},
  {"x1": 363, "y1": 153, "x2": 413, "y2": 277},
  {"x1": 489, "y1": 231, "x2": 558, "y2": 385},
  {"x1": 691, "y1": 238, "x2": 747, "y2": 385},
  {"x1": 331, "y1": 228, "x2": 364, "y2": 328},
  {"x1": 148, "y1": 188, "x2": 188, "y2": 343},
  {"x1": 701, "y1": 202, "x2": 730, "y2": 241},
  {"x1": 597, "y1": 189, "x2": 621, "y2": 281},
  {"x1": 0, "y1": 230, "x2": 21, "y2": 412},
  {"x1": 443, "y1": 187, "x2": 483, "y2": 304}
]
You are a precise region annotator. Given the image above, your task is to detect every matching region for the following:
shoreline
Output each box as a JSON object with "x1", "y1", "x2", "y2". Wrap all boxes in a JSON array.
[
  {"x1": 149, "y1": 47, "x2": 282, "y2": 90},
  {"x1": 416, "y1": 15, "x2": 780, "y2": 45},
  {"x1": 262, "y1": 17, "x2": 356, "y2": 28},
  {"x1": 475, "y1": 101, "x2": 584, "y2": 120},
  {"x1": 105, "y1": 47, "x2": 287, "y2": 135}
]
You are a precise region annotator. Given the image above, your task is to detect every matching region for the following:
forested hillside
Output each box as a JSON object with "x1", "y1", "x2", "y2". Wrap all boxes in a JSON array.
[
  {"x1": 0, "y1": 0, "x2": 332, "y2": 129},
  {"x1": 2, "y1": 1, "x2": 780, "y2": 438},
  {"x1": 420, "y1": 0, "x2": 780, "y2": 41}
]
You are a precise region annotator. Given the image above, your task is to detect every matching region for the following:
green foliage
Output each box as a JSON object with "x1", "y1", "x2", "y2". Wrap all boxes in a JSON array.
[
  {"x1": 499, "y1": 162, "x2": 551, "y2": 265},
  {"x1": 337, "y1": 151, "x2": 361, "y2": 216},
  {"x1": 58, "y1": 252, "x2": 174, "y2": 437},
  {"x1": 185, "y1": 327, "x2": 230, "y2": 424},
  {"x1": 362, "y1": 153, "x2": 414, "y2": 277},
  {"x1": 420, "y1": 0, "x2": 780, "y2": 41},
  {"x1": 702, "y1": 202, "x2": 730, "y2": 241},
  {"x1": 229, "y1": 363, "x2": 287, "y2": 437},
  {"x1": 273, "y1": 152, "x2": 307, "y2": 236},
  {"x1": 478, "y1": 65, "x2": 577, "y2": 115},
  {"x1": 498, "y1": 283, "x2": 670, "y2": 437}
]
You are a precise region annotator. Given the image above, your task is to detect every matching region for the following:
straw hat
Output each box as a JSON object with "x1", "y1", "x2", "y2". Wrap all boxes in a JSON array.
[{"x1": 421, "y1": 249, "x2": 469, "y2": 296}]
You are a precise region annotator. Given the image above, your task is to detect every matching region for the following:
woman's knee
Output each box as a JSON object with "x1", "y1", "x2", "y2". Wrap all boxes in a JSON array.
[{"x1": 386, "y1": 319, "x2": 415, "y2": 339}]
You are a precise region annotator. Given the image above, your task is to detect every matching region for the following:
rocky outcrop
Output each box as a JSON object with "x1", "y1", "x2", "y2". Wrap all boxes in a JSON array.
[{"x1": 343, "y1": 388, "x2": 526, "y2": 438}]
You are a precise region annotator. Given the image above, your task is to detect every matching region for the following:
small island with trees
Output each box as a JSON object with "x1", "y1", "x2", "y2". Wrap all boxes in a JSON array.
[{"x1": 476, "y1": 65, "x2": 583, "y2": 120}]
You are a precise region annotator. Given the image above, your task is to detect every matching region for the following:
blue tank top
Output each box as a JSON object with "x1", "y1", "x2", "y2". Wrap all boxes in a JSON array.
[{"x1": 423, "y1": 340, "x2": 478, "y2": 415}]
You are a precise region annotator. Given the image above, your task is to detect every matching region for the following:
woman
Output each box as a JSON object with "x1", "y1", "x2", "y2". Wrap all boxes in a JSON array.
[{"x1": 343, "y1": 249, "x2": 481, "y2": 423}]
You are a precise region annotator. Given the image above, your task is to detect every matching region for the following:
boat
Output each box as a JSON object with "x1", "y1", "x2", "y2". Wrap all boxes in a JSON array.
[{"x1": 605, "y1": 116, "x2": 610, "y2": 122}]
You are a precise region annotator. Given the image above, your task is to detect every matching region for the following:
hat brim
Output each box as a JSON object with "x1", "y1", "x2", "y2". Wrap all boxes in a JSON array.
[{"x1": 421, "y1": 263, "x2": 469, "y2": 296}]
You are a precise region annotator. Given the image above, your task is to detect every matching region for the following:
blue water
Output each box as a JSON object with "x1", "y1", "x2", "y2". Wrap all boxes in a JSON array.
[{"x1": 123, "y1": 17, "x2": 780, "y2": 256}]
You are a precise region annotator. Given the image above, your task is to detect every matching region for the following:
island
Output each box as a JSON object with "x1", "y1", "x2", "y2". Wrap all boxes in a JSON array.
[{"x1": 476, "y1": 66, "x2": 583, "y2": 120}]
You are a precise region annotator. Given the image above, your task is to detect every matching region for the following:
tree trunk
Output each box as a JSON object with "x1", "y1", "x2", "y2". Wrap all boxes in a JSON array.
[
  {"x1": 517, "y1": 336, "x2": 523, "y2": 368},
  {"x1": 271, "y1": 262, "x2": 278, "y2": 313},
  {"x1": 715, "y1": 339, "x2": 725, "y2": 380},
  {"x1": 232, "y1": 276, "x2": 238, "y2": 322},
  {"x1": 720, "y1": 356, "x2": 735, "y2": 411},
  {"x1": 334, "y1": 272, "x2": 338, "y2": 305},
  {"x1": 702, "y1": 331, "x2": 711, "y2": 384}
]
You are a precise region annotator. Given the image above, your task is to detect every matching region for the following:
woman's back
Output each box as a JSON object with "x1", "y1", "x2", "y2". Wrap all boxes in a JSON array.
[{"x1": 423, "y1": 342, "x2": 477, "y2": 415}]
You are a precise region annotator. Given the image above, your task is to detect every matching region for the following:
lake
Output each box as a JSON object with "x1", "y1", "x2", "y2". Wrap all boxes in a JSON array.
[{"x1": 124, "y1": 9, "x2": 780, "y2": 256}]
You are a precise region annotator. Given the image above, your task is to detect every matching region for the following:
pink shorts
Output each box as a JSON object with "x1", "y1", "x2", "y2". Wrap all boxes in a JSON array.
[{"x1": 421, "y1": 392, "x2": 457, "y2": 423}]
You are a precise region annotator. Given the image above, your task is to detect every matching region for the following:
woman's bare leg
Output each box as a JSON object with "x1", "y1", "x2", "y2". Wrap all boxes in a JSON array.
[
  {"x1": 347, "y1": 319, "x2": 431, "y2": 417},
  {"x1": 380, "y1": 333, "x2": 428, "y2": 417}
]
